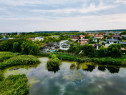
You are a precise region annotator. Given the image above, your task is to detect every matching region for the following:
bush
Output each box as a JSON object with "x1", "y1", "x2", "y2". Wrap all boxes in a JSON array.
[
  {"x1": 92, "y1": 58, "x2": 124, "y2": 66},
  {"x1": 0, "y1": 55, "x2": 40, "y2": 69},
  {"x1": 98, "y1": 46, "x2": 107, "y2": 57},
  {"x1": 107, "y1": 44, "x2": 122, "y2": 58},
  {"x1": 0, "y1": 74, "x2": 29, "y2": 95},
  {"x1": 47, "y1": 54, "x2": 61, "y2": 72},
  {"x1": 13, "y1": 42, "x2": 20, "y2": 52},
  {"x1": 0, "y1": 71, "x2": 4, "y2": 81},
  {"x1": 0, "y1": 52, "x2": 19, "y2": 62},
  {"x1": 81, "y1": 44, "x2": 96, "y2": 57}
]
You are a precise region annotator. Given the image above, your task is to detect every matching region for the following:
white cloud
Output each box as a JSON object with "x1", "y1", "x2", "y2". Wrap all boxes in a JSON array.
[
  {"x1": 32, "y1": 2, "x2": 116, "y2": 14},
  {"x1": 0, "y1": 13, "x2": 126, "y2": 32},
  {"x1": 115, "y1": 0, "x2": 126, "y2": 4}
]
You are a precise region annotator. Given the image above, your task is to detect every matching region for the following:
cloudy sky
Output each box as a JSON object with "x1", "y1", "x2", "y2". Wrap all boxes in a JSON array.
[{"x1": 0, "y1": 0, "x2": 126, "y2": 32}]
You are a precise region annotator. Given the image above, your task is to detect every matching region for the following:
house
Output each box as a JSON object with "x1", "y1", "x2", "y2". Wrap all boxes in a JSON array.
[
  {"x1": 95, "y1": 35, "x2": 104, "y2": 39},
  {"x1": 89, "y1": 34, "x2": 94, "y2": 37},
  {"x1": 47, "y1": 42, "x2": 59, "y2": 50},
  {"x1": 29, "y1": 38, "x2": 35, "y2": 41},
  {"x1": 105, "y1": 39, "x2": 119, "y2": 47},
  {"x1": 94, "y1": 44, "x2": 102, "y2": 50},
  {"x1": 112, "y1": 34, "x2": 122, "y2": 39},
  {"x1": 71, "y1": 36, "x2": 79, "y2": 41},
  {"x1": 35, "y1": 37, "x2": 44, "y2": 41},
  {"x1": 59, "y1": 40, "x2": 70, "y2": 50},
  {"x1": 78, "y1": 35, "x2": 89, "y2": 45},
  {"x1": 93, "y1": 38, "x2": 98, "y2": 42}
]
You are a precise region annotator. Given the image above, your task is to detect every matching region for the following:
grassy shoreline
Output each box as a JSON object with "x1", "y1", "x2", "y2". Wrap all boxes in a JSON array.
[
  {"x1": 0, "y1": 52, "x2": 40, "y2": 69},
  {"x1": 38, "y1": 52, "x2": 126, "y2": 66}
]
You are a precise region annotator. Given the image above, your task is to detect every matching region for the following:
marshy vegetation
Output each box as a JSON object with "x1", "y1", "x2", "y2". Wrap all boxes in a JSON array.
[
  {"x1": 0, "y1": 52, "x2": 40, "y2": 69},
  {"x1": 0, "y1": 74, "x2": 29, "y2": 95},
  {"x1": 47, "y1": 54, "x2": 61, "y2": 72}
]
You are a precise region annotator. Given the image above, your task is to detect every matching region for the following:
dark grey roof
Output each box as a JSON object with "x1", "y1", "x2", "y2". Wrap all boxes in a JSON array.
[
  {"x1": 119, "y1": 42, "x2": 126, "y2": 45},
  {"x1": 107, "y1": 39, "x2": 119, "y2": 42}
]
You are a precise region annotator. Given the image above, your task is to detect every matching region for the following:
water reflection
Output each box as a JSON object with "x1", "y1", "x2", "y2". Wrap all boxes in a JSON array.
[
  {"x1": 47, "y1": 65, "x2": 60, "y2": 73},
  {"x1": 3, "y1": 57, "x2": 126, "y2": 95},
  {"x1": 70, "y1": 63, "x2": 120, "y2": 74}
]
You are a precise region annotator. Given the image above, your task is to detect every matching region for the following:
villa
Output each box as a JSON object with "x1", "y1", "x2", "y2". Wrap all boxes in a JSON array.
[{"x1": 59, "y1": 40, "x2": 70, "y2": 50}]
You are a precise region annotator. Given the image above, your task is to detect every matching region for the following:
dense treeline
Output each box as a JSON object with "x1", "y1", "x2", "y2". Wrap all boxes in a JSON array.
[
  {"x1": 0, "y1": 38, "x2": 40, "y2": 55},
  {"x1": 68, "y1": 43, "x2": 122, "y2": 58}
]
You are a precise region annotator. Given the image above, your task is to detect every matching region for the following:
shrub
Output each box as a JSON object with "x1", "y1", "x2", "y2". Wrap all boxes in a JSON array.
[
  {"x1": 98, "y1": 46, "x2": 107, "y2": 57},
  {"x1": 47, "y1": 54, "x2": 61, "y2": 72},
  {"x1": 0, "y1": 71, "x2": 4, "y2": 81},
  {"x1": 0, "y1": 52, "x2": 19, "y2": 62},
  {"x1": 107, "y1": 44, "x2": 122, "y2": 57},
  {"x1": 13, "y1": 42, "x2": 20, "y2": 52},
  {"x1": 0, "y1": 55, "x2": 40, "y2": 69},
  {"x1": 92, "y1": 58, "x2": 123, "y2": 66},
  {"x1": 81, "y1": 44, "x2": 96, "y2": 57},
  {"x1": 0, "y1": 74, "x2": 29, "y2": 95}
]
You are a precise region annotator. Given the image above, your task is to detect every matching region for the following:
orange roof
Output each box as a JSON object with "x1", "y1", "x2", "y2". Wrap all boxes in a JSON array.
[
  {"x1": 121, "y1": 48, "x2": 125, "y2": 50},
  {"x1": 95, "y1": 35, "x2": 104, "y2": 37},
  {"x1": 29, "y1": 38, "x2": 35, "y2": 40},
  {"x1": 80, "y1": 35, "x2": 85, "y2": 38},
  {"x1": 72, "y1": 36, "x2": 79, "y2": 39}
]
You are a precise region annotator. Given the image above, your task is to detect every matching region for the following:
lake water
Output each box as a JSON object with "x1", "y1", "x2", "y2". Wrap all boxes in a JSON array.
[{"x1": 3, "y1": 57, "x2": 126, "y2": 95}]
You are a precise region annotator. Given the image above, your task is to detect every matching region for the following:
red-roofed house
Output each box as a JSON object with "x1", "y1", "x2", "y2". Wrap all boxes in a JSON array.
[{"x1": 95, "y1": 35, "x2": 104, "y2": 39}]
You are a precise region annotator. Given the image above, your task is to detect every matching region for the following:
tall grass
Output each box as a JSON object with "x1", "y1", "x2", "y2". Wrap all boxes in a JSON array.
[
  {"x1": 0, "y1": 74, "x2": 29, "y2": 95},
  {"x1": 92, "y1": 58, "x2": 125, "y2": 66},
  {"x1": 0, "y1": 52, "x2": 19, "y2": 62},
  {"x1": 0, "y1": 55, "x2": 40, "y2": 69},
  {"x1": 0, "y1": 71, "x2": 4, "y2": 81}
]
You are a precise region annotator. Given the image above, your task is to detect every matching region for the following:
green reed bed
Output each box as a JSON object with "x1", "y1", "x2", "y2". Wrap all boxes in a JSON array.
[
  {"x1": 0, "y1": 74, "x2": 29, "y2": 95},
  {"x1": 91, "y1": 58, "x2": 126, "y2": 66},
  {"x1": 0, "y1": 71, "x2": 4, "y2": 81},
  {"x1": 0, "y1": 52, "x2": 19, "y2": 62},
  {"x1": 0, "y1": 55, "x2": 40, "y2": 69}
]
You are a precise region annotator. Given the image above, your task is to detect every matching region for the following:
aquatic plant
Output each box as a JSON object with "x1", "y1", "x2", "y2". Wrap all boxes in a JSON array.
[
  {"x1": 0, "y1": 74, "x2": 29, "y2": 95},
  {"x1": 0, "y1": 52, "x2": 19, "y2": 62},
  {"x1": 0, "y1": 55, "x2": 40, "y2": 69},
  {"x1": 0, "y1": 71, "x2": 4, "y2": 81},
  {"x1": 47, "y1": 54, "x2": 61, "y2": 73}
]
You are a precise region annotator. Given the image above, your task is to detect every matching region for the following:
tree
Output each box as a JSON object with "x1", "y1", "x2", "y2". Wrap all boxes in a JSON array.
[
  {"x1": 107, "y1": 44, "x2": 122, "y2": 57},
  {"x1": 13, "y1": 42, "x2": 20, "y2": 52},
  {"x1": 68, "y1": 43, "x2": 75, "y2": 53},
  {"x1": 21, "y1": 40, "x2": 40, "y2": 55},
  {"x1": 98, "y1": 46, "x2": 107, "y2": 57},
  {"x1": 81, "y1": 44, "x2": 96, "y2": 57}
]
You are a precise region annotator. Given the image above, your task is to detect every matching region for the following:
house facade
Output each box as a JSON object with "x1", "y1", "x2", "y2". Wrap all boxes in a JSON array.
[
  {"x1": 78, "y1": 35, "x2": 89, "y2": 45},
  {"x1": 95, "y1": 35, "x2": 104, "y2": 39},
  {"x1": 35, "y1": 37, "x2": 44, "y2": 41},
  {"x1": 59, "y1": 40, "x2": 70, "y2": 50},
  {"x1": 105, "y1": 39, "x2": 119, "y2": 47}
]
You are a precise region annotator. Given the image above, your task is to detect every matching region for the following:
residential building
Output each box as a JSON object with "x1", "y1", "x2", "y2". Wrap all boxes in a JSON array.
[
  {"x1": 35, "y1": 37, "x2": 44, "y2": 41},
  {"x1": 105, "y1": 39, "x2": 119, "y2": 47},
  {"x1": 71, "y1": 36, "x2": 79, "y2": 41},
  {"x1": 112, "y1": 34, "x2": 122, "y2": 39},
  {"x1": 95, "y1": 35, "x2": 104, "y2": 39},
  {"x1": 59, "y1": 40, "x2": 70, "y2": 50},
  {"x1": 78, "y1": 35, "x2": 89, "y2": 45}
]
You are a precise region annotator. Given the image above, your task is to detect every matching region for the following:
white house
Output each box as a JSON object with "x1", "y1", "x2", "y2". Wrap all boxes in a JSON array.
[
  {"x1": 59, "y1": 40, "x2": 70, "y2": 50},
  {"x1": 35, "y1": 37, "x2": 44, "y2": 41},
  {"x1": 105, "y1": 39, "x2": 119, "y2": 47}
]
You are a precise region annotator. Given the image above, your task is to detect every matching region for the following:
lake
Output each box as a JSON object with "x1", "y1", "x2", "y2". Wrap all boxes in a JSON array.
[{"x1": 3, "y1": 57, "x2": 126, "y2": 95}]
